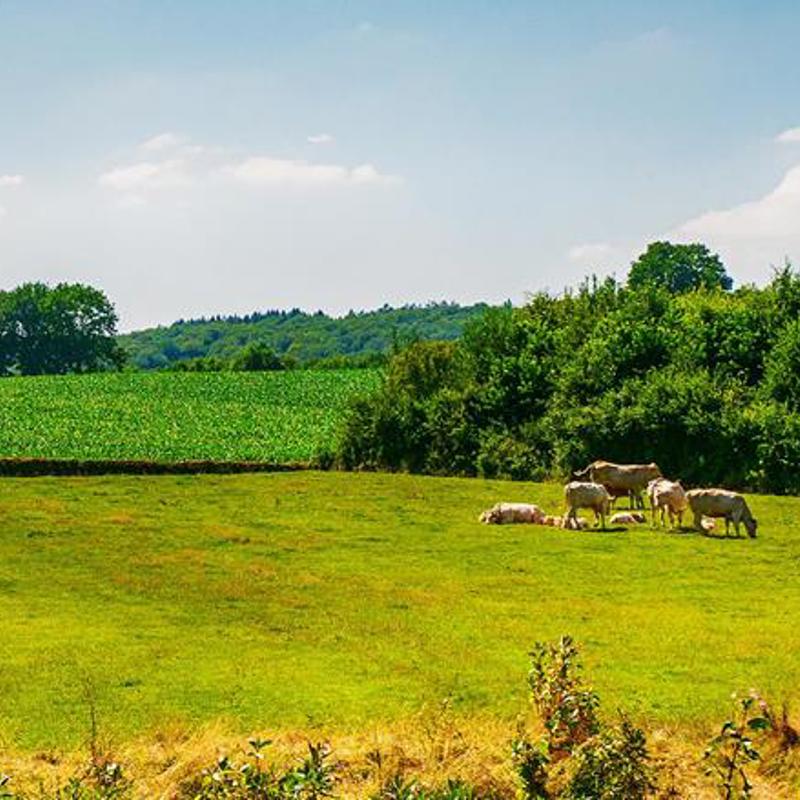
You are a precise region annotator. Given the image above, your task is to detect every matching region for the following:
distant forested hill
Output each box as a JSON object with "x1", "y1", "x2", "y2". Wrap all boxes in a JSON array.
[{"x1": 120, "y1": 302, "x2": 493, "y2": 369}]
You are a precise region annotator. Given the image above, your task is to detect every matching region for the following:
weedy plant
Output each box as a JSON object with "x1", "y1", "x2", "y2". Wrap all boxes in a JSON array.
[
  {"x1": 527, "y1": 636, "x2": 600, "y2": 760},
  {"x1": 703, "y1": 692, "x2": 771, "y2": 800},
  {"x1": 515, "y1": 635, "x2": 653, "y2": 800},
  {"x1": 372, "y1": 775, "x2": 491, "y2": 799},
  {"x1": 180, "y1": 738, "x2": 335, "y2": 799}
]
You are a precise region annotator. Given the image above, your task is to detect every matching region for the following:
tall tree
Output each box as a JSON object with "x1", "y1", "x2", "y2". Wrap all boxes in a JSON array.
[
  {"x1": 627, "y1": 241, "x2": 733, "y2": 294},
  {"x1": 0, "y1": 282, "x2": 125, "y2": 375}
]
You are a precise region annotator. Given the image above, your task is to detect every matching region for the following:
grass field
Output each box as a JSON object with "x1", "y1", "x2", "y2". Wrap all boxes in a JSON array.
[
  {"x1": 1, "y1": 471, "x2": 798, "y2": 753},
  {"x1": 0, "y1": 370, "x2": 379, "y2": 463}
]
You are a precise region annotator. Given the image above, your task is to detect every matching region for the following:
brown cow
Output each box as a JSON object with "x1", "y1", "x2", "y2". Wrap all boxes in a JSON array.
[{"x1": 574, "y1": 460, "x2": 661, "y2": 509}]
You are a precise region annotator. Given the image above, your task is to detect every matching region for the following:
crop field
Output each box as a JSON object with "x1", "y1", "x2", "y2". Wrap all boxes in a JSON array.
[
  {"x1": 1, "y1": 470, "x2": 798, "y2": 754},
  {"x1": 0, "y1": 370, "x2": 379, "y2": 463}
]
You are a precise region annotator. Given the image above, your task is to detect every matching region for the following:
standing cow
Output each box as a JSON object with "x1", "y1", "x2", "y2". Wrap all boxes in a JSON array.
[
  {"x1": 574, "y1": 460, "x2": 662, "y2": 510},
  {"x1": 650, "y1": 480, "x2": 688, "y2": 529},
  {"x1": 686, "y1": 489, "x2": 757, "y2": 538},
  {"x1": 563, "y1": 481, "x2": 611, "y2": 530}
]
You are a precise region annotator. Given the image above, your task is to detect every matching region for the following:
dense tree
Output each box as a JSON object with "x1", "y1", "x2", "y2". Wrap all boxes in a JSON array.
[
  {"x1": 230, "y1": 341, "x2": 284, "y2": 371},
  {"x1": 0, "y1": 282, "x2": 125, "y2": 375},
  {"x1": 627, "y1": 241, "x2": 733, "y2": 294},
  {"x1": 337, "y1": 257, "x2": 800, "y2": 493},
  {"x1": 119, "y1": 302, "x2": 489, "y2": 369}
]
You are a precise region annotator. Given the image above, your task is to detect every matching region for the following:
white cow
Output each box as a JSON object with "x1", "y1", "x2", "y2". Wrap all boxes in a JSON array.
[{"x1": 563, "y1": 481, "x2": 611, "y2": 529}]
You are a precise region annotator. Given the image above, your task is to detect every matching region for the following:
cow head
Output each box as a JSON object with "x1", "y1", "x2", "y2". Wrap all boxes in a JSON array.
[{"x1": 745, "y1": 517, "x2": 758, "y2": 538}]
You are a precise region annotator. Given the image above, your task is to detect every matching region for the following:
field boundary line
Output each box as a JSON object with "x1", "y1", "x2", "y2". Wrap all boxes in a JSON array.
[{"x1": 0, "y1": 458, "x2": 312, "y2": 477}]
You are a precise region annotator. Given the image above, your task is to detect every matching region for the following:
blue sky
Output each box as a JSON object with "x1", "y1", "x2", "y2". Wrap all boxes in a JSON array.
[{"x1": 2, "y1": 1, "x2": 800, "y2": 329}]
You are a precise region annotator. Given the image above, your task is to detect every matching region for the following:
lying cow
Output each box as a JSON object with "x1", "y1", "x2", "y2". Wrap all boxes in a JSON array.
[
  {"x1": 563, "y1": 481, "x2": 611, "y2": 530},
  {"x1": 609, "y1": 511, "x2": 646, "y2": 525},
  {"x1": 574, "y1": 460, "x2": 661, "y2": 510},
  {"x1": 686, "y1": 489, "x2": 757, "y2": 538},
  {"x1": 651, "y1": 480, "x2": 688, "y2": 529},
  {"x1": 479, "y1": 502, "x2": 545, "y2": 525}
]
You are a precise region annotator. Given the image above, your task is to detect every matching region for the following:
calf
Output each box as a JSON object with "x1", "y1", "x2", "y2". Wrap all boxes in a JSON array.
[{"x1": 609, "y1": 511, "x2": 646, "y2": 525}]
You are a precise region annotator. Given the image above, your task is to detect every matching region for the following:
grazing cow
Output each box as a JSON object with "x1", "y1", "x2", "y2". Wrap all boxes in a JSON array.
[
  {"x1": 651, "y1": 480, "x2": 688, "y2": 529},
  {"x1": 609, "y1": 511, "x2": 646, "y2": 525},
  {"x1": 479, "y1": 502, "x2": 546, "y2": 525},
  {"x1": 574, "y1": 460, "x2": 661, "y2": 510},
  {"x1": 563, "y1": 481, "x2": 611, "y2": 529},
  {"x1": 686, "y1": 489, "x2": 757, "y2": 538}
]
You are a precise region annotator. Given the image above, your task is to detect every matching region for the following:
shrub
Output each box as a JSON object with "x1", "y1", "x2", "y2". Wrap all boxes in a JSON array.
[
  {"x1": 527, "y1": 636, "x2": 600, "y2": 759},
  {"x1": 180, "y1": 739, "x2": 335, "y2": 800},
  {"x1": 560, "y1": 716, "x2": 654, "y2": 800}
]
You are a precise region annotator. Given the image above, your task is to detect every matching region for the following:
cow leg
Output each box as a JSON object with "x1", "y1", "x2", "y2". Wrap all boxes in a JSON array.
[{"x1": 694, "y1": 512, "x2": 703, "y2": 532}]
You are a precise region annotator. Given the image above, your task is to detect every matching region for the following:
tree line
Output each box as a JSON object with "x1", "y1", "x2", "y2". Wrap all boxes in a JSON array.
[
  {"x1": 119, "y1": 301, "x2": 489, "y2": 369},
  {"x1": 336, "y1": 242, "x2": 800, "y2": 494}
]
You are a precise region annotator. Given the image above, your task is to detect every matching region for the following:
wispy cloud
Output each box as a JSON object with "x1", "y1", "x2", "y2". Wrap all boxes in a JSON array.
[
  {"x1": 568, "y1": 242, "x2": 613, "y2": 263},
  {"x1": 307, "y1": 133, "x2": 334, "y2": 145},
  {"x1": 98, "y1": 159, "x2": 190, "y2": 192},
  {"x1": 225, "y1": 157, "x2": 401, "y2": 187},
  {"x1": 99, "y1": 134, "x2": 402, "y2": 206},
  {"x1": 776, "y1": 127, "x2": 800, "y2": 144},
  {"x1": 0, "y1": 174, "x2": 24, "y2": 187},
  {"x1": 140, "y1": 132, "x2": 186, "y2": 152}
]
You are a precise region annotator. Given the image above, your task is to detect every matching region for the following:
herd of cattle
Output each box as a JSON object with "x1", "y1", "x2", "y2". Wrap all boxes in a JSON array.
[{"x1": 479, "y1": 460, "x2": 758, "y2": 538}]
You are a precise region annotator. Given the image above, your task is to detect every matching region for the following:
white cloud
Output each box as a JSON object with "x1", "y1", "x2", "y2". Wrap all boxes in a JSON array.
[
  {"x1": 226, "y1": 157, "x2": 400, "y2": 187},
  {"x1": 568, "y1": 242, "x2": 613, "y2": 263},
  {"x1": 140, "y1": 132, "x2": 186, "y2": 152},
  {"x1": 675, "y1": 164, "x2": 800, "y2": 241},
  {"x1": 0, "y1": 174, "x2": 24, "y2": 187},
  {"x1": 307, "y1": 133, "x2": 334, "y2": 145},
  {"x1": 98, "y1": 159, "x2": 190, "y2": 192},
  {"x1": 775, "y1": 127, "x2": 800, "y2": 144},
  {"x1": 0, "y1": 206, "x2": 6, "y2": 218}
]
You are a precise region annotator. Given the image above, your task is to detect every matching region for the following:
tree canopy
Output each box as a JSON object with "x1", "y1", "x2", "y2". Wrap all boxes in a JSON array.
[
  {"x1": 119, "y1": 302, "x2": 490, "y2": 370},
  {"x1": 337, "y1": 261, "x2": 800, "y2": 494},
  {"x1": 627, "y1": 241, "x2": 733, "y2": 293},
  {"x1": 0, "y1": 282, "x2": 125, "y2": 375}
]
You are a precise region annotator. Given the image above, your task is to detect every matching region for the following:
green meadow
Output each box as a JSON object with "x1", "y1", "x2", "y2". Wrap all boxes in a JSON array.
[
  {"x1": 1, "y1": 471, "x2": 797, "y2": 751},
  {"x1": 0, "y1": 370, "x2": 378, "y2": 463}
]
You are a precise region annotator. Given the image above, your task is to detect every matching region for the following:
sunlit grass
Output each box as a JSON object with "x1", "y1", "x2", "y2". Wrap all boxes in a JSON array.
[{"x1": 0, "y1": 471, "x2": 797, "y2": 751}]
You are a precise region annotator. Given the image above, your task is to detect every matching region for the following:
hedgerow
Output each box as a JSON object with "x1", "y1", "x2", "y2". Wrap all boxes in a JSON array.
[{"x1": 337, "y1": 261, "x2": 800, "y2": 493}]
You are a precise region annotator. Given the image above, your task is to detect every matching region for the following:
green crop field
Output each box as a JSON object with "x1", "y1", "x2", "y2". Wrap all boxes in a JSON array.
[
  {"x1": 1, "y1": 471, "x2": 798, "y2": 751},
  {"x1": 0, "y1": 370, "x2": 379, "y2": 463}
]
